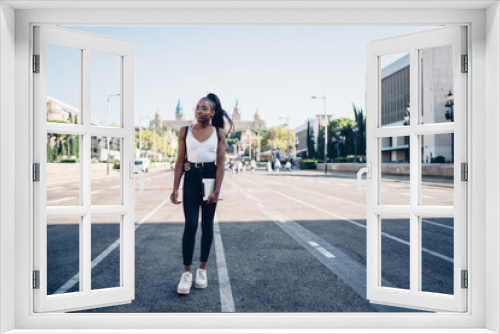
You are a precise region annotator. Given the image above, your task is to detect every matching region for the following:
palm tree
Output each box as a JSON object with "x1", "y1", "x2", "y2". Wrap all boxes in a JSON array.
[{"x1": 352, "y1": 103, "x2": 366, "y2": 156}]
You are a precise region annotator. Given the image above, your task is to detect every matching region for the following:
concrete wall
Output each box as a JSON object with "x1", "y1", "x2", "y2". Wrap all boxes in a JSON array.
[{"x1": 317, "y1": 162, "x2": 453, "y2": 177}]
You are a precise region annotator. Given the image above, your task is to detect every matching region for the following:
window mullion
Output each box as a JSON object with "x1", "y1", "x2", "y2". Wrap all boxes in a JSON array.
[
  {"x1": 409, "y1": 47, "x2": 420, "y2": 294},
  {"x1": 82, "y1": 47, "x2": 91, "y2": 293}
]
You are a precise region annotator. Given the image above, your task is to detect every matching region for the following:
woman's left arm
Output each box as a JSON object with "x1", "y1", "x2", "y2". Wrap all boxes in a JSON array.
[{"x1": 208, "y1": 127, "x2": 226, "y2": 203}]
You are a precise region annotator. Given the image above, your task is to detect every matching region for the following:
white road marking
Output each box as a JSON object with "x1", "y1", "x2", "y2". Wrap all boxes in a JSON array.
[
  {"x1": 48, "y1": 196, "x2": 76, "y2": 204},
  {"x1": 91, "y1": 190, "x2": 102, "y2": 195},
  {"x1": 268, "y1": 188, "x2": 454, "y2": 264},
  {"x1": 422, "y1": 219, "x2": 453, "y2": 230},
  {"x1": 230, "y1": 181, "x2": 399, "y2": 312},
  {"x1": 276, "y1": 217, "x2": 287, "y2": 223},
  {"x1": 110, "y1": 185, "x2": 120, "y2": 189},
  {"x1": 307, "y1": 241, "x2": 335, "y2": 258},
  {"x1": 316, "y1": 246, "x2": 336, "y2": 258},
  {"x1": 47, "y1": 187, "x2": 65, "y2": 191},
  {"x1": 213, "y1": 213, "x2": 236, "y2": 312},
  {"x1": 53, "y1": 198, "x2": 171, "y2": 295},
  {"x1": 400, "y1": 193, "x2": 434, "y2": 199},
  {"x1": 263, "y1": 178, "x2": 453, "y2": 231}
]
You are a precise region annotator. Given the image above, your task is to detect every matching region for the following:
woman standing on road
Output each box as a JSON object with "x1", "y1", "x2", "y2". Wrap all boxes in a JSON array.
[{"x1": 170, "y1": 93, "x2": 233, "y2": 295}]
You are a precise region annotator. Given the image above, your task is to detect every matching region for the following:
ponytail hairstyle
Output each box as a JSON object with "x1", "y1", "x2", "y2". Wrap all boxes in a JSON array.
[{"x1": 202, "y1": 93, "x2": 234, "y2": 133}]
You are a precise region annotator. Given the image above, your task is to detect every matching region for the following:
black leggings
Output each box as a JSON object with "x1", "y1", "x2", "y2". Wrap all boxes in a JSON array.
[{"x1": 182, "y1": 164, "x2": 217, "y2": 266}]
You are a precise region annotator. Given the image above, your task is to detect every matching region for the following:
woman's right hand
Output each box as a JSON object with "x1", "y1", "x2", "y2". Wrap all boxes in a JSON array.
[{"x1": 170, "y1": 190, "x2": 181, "y2": 205}]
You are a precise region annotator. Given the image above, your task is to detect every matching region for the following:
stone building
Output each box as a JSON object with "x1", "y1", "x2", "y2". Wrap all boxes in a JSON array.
[
  {"x1": 151, "y1": 99, "x2": 267, "y2": 131},
  {"x1": 380, "y1": 47, "x2": 453, "y2": 163},
  {"x1": 47, "y1": 96, "x2": 79, "y2": 124},
  {"x1": 231, "y1": 100, "x2": 266, "y2": 131},
  {"x1": 150, "y1": 99, "x2": 194, "y2": 129},
  {"x1": 294, "y1": 114, "x2": 334, "y2": 157}
]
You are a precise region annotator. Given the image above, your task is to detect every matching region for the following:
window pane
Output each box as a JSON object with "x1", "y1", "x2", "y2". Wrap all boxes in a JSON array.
[
  {"x1": 47, "y1": 133, "x2": 81, "y2": 206},
  {"x1": 47, "y1": 216, "x2": 80, "y2": 295},
  {"x1": 420, "y1": 216, "x2": 454, "y2": 294},
  {"x1": 381, "y1": 215, "x2": 410, "y2": 290},
  {"x1": 380, "y1": 52, "x2": 410, "y2": 128},
  {"x1": 91, "y1": 136, "x2": 121, "y2": 205},
  {"x1": 91, "y1": 215, "x2": 121, "y2": 290},
  {"x1": 421, "y1": 133, "x2": 454, "y2": 206},
  {"x1": 380, "y1": 136, "x2": 410, "y2": 205},
  {"x1": 420, "y1": 44, "x2": 454, "y2": 125},
  {"x1": 91, "y1": 52, "x2": 121, "y2": 127},
  {"x1": 47, "y1": 44, "x2": 81, "y2": 125}
]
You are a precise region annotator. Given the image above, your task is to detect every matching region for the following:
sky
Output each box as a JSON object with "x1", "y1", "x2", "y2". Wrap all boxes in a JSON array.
[{"x1": 49, "y1": 25, "x2": 438, "y2": 129}]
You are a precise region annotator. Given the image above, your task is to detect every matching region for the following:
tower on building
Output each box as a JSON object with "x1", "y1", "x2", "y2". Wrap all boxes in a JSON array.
[
  {"x1": 175, "y1": 99, "x2": 184, "y2": 121},
  {"x1": 232, "y1": 99, "x2": 241, "y2": 121},
  {"x1": 154, "y1": 108, "x2": 162, "y2": 127},
  {"x1": 254, "y1": 108, "x2": 261, "y2": 121}
]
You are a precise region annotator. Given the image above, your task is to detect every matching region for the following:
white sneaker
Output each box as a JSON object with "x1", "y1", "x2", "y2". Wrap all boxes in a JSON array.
[
  {"x1": 195, "y1": 268, "x2": 208, "y2": 289},
  {"x1": 177, "y1": 272, "x2": 192, "y2": 294}
]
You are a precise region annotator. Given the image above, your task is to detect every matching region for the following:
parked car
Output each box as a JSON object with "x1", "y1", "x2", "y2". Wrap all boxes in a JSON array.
[{"x1": 134, "y1": 158, "x2": 151, "y2": 173}]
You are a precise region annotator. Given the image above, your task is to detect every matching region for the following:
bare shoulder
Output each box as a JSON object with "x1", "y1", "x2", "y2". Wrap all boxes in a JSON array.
[
  {"x1": 218, "y1": 127, "x2": 226, "y2": 139},
  {"x1": 180, "y1": 126, "x2": 187, "y2": 139}
]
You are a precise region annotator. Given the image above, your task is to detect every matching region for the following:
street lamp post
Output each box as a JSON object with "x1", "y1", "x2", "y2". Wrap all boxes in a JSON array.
[
  {"x1": 106, "y1": 91, "x2": 120, "y2": 175},
  {"x1": 445, "y1": 90, "x2": 454, "y2": 163},
  {"x1": 311, "y1": 95, "x2": 328, "y2": 174}
]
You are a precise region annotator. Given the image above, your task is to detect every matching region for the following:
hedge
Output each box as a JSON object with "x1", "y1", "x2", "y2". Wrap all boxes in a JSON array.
[
  {"x1": 300, "y1": 159, "x2": 318, "y2": 170},
  {"x1": 60, "y1": 158, "x2": 79, "y2": 163}
]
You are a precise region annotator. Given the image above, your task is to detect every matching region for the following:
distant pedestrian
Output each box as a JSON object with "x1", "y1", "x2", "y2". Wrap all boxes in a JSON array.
[
  {"x1": 267, "y1": 159, "x2": 273, "y2": 173},
  {"x1": 244, "y1": 161, "x2": 249, "y2": 174},
  {"x1": 232, "y1": 159, "x2": 237, "y2": 175},
  {"x1": 274, "y1": 159, "x2": 281, "y2": 173},
  {"x1": 170, "y1": 93, "x2": 233, "y2": 295},
  {"x1": 237, "y1": 161, "x2": 243, "y2": 174},
  {"x1": 250, "y1": 159, "x2": 256, "y2": 174},
  {"x1": 285, "y1": 160, "x2": 292, "y2": 172}
]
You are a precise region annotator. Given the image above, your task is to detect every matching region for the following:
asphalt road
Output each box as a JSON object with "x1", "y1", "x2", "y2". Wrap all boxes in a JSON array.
[{"x1": 45, "y1": 167, "x2": 454, "y2": 312}]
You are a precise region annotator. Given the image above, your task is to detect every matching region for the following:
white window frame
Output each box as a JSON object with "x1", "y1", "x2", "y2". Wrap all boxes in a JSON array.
[
  {"x1": 33, "y1": 25, "x2": 136, "y2": 313},
  {"x1": 2, "y1": 2, "x2": 498, "y2": 333},
  {"x1": 365, "y1": 26, "x2": 468, "y2": 312}
]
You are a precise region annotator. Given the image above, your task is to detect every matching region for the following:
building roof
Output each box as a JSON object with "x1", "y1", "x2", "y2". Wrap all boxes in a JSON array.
[{"x1": 381, "y1": 53, "x2": 410, "y2": 79}]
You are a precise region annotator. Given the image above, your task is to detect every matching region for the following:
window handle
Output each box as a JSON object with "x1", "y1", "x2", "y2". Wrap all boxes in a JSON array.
[
  {"x1": 357, "y1": 162, "x2": 371, "y2": 195},
  {"x1": 129, "y1": 161, "x2": 145, "y2": 195}
]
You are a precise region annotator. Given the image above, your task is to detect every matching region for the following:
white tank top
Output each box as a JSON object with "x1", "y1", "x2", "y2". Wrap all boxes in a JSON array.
[{"x1": 186, "y1": 125, "x2": 218, "y2": 163}]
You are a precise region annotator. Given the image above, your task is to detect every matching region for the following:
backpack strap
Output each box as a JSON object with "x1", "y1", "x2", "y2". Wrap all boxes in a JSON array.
[{"x1": 183, "y1": 126, "x2": 189, "y2": 163}]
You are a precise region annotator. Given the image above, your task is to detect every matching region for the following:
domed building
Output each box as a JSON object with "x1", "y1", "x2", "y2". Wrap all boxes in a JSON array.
[
  {"x1": 150, "y1": 99, "x2": 194, "y2": 129},
  {"x1": 151, "y1": 99, "x2": 266, "y2": 131},
  {"x1": 231, "y1": 100, "x2": 267, "y2": 131}
]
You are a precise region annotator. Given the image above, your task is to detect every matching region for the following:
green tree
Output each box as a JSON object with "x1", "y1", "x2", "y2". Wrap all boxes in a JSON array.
[
  {"x1": 307, "y1": 120, "x2": 315, "y2": 159},
  {"x1": 328, "y1": 118, "x2": 356, "y2": 158},
  {"x1": 262, "y1": 126, "x2": 295, "y2": 157},
  {"x1": 352, "y1": 103, "x2": 366, "y2": 156},
  {"x1": 69, "y1": 135, "x2": 79, "y2": 157},
  {"x1": 315, "y1": 126, "x2": 325, "y2": 160}
]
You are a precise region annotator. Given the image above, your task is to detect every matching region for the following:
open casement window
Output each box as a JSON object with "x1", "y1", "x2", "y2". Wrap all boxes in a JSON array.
[
  {"x1": 33, "y1": 26, "x2": 136, "y2": 312},
  {"x1": 365, "y1": 26, "x2": 467, "y2": 312}
]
